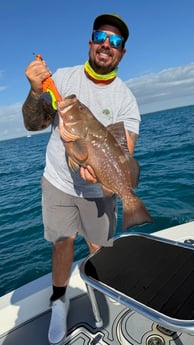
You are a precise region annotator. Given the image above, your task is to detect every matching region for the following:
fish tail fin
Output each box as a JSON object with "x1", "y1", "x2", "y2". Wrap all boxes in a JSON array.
[{"x1": 122, "y1": 194, "x2": 152, "y2": 231}]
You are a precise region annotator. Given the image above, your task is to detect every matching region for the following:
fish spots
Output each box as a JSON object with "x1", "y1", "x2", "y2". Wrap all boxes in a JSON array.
[
  {"x1": 91, "y1": 140, "x2": 102, "y2": 150},
  {"x1": 119, "y1": 155, "x2": 128, "y2": 164}
]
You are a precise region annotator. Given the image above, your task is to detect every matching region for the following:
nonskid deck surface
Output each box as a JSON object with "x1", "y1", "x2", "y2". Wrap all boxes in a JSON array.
[{"x1": 0, "y1": 292, "x2": 194, "y2": 345}]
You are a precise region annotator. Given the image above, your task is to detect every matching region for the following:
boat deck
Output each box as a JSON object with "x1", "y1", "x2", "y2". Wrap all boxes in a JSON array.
[
  {"x1": 0, "y1": 222, "x2": 194, "y2": 345},
  {"x1": 1, "y1": 291, "x2": 194, "y2": 345}
]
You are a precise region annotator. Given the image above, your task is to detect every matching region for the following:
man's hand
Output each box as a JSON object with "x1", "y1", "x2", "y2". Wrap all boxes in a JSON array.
[
  {"x1": 25, "y1": 59, "x2": 51, "y2": 95},
  {"x1": 80, "y1": 165, "x2": 98, "y2": 183}
]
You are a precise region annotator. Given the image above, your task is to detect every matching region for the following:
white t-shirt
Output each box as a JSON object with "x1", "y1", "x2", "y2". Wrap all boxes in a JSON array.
[{"x1": 44, "y1": 64, "x2": 141, "y2": 198}]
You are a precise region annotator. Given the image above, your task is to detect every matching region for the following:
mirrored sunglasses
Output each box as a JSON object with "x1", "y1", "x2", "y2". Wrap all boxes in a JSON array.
[{"x1": 92, "y1": 30, "x2": 124, "y2": 49}]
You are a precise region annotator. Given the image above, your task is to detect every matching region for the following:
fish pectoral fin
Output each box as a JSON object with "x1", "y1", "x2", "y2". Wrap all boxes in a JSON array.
[
  {"x1": 107, "y1": 122, "x2": 128, "y2": 153},
  {"x1": 67, "y1": 140, "x2": 88, "y2": 172},
  {"x1": 68, "y1": 157, "x2": 80, "y2": 171},
  {"x1": 70, "y1": 139, "x2": 88, "y2": 163}
]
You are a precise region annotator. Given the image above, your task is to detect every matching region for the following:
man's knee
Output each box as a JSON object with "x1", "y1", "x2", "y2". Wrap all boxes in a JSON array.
[
  {"x1": 87, "y1": 241, "x2": 101, "y2": 254},
  {"x1": 53, "y1": 234, "x2": 76, "y2": 249}
]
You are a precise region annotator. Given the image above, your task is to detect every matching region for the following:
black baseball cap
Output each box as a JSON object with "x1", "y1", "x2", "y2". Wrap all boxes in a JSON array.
[{"x1": 93, "y1": 13, "x2": 129, "y2": 43}]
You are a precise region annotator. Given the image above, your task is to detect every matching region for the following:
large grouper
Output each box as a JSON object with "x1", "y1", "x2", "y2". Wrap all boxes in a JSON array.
[{"x1": 58, "y1": 94, "x2": 152, "y2": 231}]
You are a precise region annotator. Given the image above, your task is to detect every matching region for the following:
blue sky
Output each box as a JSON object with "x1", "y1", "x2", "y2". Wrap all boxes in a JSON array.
[{"x1": 0, "y1": 0, "x2": 193, "y2": 140}]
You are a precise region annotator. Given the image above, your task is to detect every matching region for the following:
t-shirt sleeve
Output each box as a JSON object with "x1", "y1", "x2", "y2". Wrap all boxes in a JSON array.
[{"x1": 116, "y1": 86, "x2": 141, "y2": 135}]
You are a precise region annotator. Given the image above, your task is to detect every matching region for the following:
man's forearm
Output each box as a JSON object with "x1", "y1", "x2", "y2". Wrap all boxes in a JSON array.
[
  {"x1": 126, "y1": 130, "x2": 138, "y2": 155},
  {"x1": 22, "y1": 90, "x2": 56, "y2": 131}
]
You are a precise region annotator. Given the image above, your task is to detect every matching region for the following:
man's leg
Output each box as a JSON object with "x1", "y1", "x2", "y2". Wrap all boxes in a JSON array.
[
  {"x1": 52, "y1": 236, "x2": 75, "y2": 287},
  {"x1": 41, "y1": 178, "x2": 81, "y2": 344},
  {"x1": 86, "y1": 240, "x2": 101, "y2": 254},
  {"x1": 48, "y1": 236, "x2": 75, "y2": 345}
]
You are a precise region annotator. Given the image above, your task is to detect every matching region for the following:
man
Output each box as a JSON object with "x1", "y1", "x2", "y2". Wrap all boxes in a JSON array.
[{"x1": 22, "y1": 13, "x2": 141, "y2": 345}]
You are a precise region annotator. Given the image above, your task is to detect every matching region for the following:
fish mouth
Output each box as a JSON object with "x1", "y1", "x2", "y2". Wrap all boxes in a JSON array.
[
  {"x1": 58, "y1": 102, "x2": 75, "y2": 115},
  {"x1": 58, "y1": 95, "x2": 80, "y2": 142},
  {"x1": 58, "y1": 94, "x2": 77, "y2": 114}
]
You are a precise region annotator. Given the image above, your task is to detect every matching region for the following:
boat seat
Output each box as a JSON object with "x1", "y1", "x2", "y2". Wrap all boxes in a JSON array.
[{"x1": 80, "y1": 233, "x2": 194, "y2": 334}]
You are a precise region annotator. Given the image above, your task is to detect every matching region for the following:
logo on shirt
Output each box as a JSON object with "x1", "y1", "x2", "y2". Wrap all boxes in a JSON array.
[{"x1": 102, "y1": 108, "x2": 111, "y2": 119}]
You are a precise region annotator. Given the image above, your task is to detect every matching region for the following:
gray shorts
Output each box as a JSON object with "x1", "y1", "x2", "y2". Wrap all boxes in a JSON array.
[{"x1": 41, "y1": 177, "x2": 117, "y2": 246}]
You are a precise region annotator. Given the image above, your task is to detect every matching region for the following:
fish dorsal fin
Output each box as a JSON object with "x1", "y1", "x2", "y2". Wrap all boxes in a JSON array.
[
  {"x1": 107, "y1": 122, "x2": 140, "y2": 188},
  {"x1": 107, "y1": 121, "x2": 128, "y2": 153}
]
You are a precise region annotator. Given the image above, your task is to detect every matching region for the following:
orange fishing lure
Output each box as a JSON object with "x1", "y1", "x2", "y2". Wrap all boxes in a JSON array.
[{"x1": 36, "y1": 54, "x2": 62, "y2": 109}]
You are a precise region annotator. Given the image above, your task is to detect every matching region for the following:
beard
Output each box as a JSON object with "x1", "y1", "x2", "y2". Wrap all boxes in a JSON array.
[{"x1": 89, "y1": 48, "x2": 118, "y2": 75}]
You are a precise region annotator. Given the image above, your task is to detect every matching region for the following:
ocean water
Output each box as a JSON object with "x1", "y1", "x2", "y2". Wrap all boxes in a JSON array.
[{"x1": 0, "y1": 105, "x2": 193, "y2": 297}]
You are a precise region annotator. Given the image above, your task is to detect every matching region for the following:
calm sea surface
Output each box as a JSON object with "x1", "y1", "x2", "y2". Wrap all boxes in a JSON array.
[{"x1": 0, "y1": 105, "x2": 194, "y2": 296}]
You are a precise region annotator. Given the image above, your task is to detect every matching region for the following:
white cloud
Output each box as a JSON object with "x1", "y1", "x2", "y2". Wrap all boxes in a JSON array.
[
  {"x1": 126, "y1": 62, "x2": 194, "y2": 113},
  {"x1": 0, "y1": 103, "x2": 26, "y2": 140},
  {"x1": 0, "y1": 86, "x2": 7, "y2": 92},
  {"x1": 0, "y1": 103, "x2": 21, "y2": 122}
]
